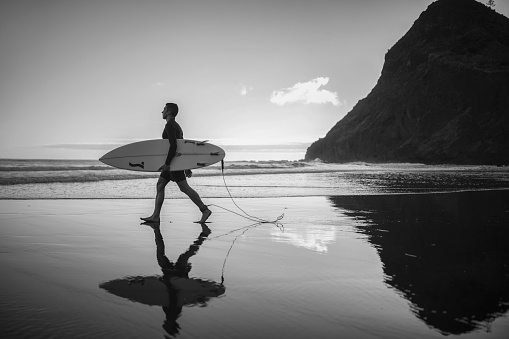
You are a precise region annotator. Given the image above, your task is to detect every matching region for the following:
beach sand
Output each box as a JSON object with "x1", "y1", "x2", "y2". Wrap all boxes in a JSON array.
[{"x1": 1, "y1": 192, "x2": 509, "y2": 338}]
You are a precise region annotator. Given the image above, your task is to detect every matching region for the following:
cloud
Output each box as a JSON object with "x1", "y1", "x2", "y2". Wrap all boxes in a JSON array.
[
  {"x1": 270, "y1": 77, "x2": 341, "y2": 106},
  {"x1": 238, "y1": 83, "x2": 253, "y2": 96}
]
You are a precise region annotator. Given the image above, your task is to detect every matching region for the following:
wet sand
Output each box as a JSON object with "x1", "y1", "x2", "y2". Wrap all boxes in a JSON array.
[{"x1": 1, "y1": 192, "x2": 508, "y2": 338}]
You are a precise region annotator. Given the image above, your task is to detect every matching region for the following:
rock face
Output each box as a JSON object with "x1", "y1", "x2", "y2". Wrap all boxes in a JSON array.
[{"x1": 305, "y1": 0, "x2": 509, "y2": 164}]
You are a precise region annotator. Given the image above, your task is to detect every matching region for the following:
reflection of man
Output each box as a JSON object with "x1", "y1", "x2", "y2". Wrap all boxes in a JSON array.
[{"x1": 143, "y1": 221, "x2": 223, "y2": 337}]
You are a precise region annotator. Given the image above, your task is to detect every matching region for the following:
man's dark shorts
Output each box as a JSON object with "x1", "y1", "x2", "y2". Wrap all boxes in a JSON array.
[{"x1": 160, "y1": 170, "x2": 186, "y2": 183}]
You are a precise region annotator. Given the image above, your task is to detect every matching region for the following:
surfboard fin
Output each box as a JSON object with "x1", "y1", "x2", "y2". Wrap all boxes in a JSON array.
[{"x1": 196, "y1": 140, "x2": 209, "y2": 146}]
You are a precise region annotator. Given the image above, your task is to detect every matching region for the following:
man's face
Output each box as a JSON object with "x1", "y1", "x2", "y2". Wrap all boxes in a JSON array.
[{"x1": 162, "y1": 106, "x2": 171, "y2": 119}]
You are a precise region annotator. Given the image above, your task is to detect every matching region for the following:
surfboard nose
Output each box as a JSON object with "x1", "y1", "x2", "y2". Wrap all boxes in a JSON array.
[
  {"x1": 99, "y1": 148, "x2": 116, "y2": 163},
  {"x1": 99, "y1": 151, "x2": 112, "y2": 164}
]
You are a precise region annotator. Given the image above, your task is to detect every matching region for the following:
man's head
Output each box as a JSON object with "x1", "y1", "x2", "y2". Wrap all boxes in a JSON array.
[{"x1": 162, "y1": 103, "x2": 179, "y2": 119}]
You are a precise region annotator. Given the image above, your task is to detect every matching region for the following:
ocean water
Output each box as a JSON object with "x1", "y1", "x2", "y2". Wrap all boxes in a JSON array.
[
  {"x1": 1, "y1": 159, "x2": 509, "y2": 338},
  {"x1": 1, "y1": 159, "x2": 508, "y2": 199}
]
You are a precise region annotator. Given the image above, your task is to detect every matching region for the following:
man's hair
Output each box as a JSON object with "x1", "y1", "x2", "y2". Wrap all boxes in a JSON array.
[{"x1": 165, "y1": 103, "x2": 179, "y2": 117}]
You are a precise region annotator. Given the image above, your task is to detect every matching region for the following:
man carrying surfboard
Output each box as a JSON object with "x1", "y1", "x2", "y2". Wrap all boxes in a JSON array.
[{"x1": 141, "y1": 103, "x2": 212, "y2": 223}]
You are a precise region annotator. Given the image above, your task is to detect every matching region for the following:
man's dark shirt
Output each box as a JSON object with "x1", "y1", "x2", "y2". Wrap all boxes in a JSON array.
[{"x1": 163, "y1": 119, "x2": 184, "y2": 166}]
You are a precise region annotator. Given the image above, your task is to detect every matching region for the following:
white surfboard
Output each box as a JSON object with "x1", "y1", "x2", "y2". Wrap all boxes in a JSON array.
[{"x1": 99, "y1": 139, "x2": 225, "y2": 172}]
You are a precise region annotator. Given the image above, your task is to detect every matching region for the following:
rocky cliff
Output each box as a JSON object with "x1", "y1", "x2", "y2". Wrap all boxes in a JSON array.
[{"x1": 305, "y1": 0, "x2": 509, "y2": 164}]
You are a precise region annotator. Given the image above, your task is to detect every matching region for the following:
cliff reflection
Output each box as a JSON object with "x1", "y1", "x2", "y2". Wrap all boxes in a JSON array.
[
  {"x1": 329, "y1": 190, "x2": 509, "y2": 335},
  {"x1": 100, "y1": 223, "x2": 225, "y2": 337}
]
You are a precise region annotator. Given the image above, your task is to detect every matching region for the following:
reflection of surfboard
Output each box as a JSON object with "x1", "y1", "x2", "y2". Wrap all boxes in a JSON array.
[
  {"x1": 99, "y1": 275, "x2": 225, "y2": 307},
  {"x1": 99, "y1": 139, "x2": 225, "y2": 172}
]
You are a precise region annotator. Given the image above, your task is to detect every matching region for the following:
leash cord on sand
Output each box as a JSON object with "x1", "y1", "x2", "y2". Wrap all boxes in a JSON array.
[
  {"x1": 205, "y1": 160, "x2": 285, "y2": 284},
  {"x1": 206, "y1": 160, "x2": 284, "y2": 225}
]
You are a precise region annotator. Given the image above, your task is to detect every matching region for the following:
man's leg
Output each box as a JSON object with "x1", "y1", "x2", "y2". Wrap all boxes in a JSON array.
[
  {"x1": 176, "y1": 180, "x2": 212, "y2": 223},
  {"x1": 141, "y1": 176, "x2": 170, "y2": 222}
]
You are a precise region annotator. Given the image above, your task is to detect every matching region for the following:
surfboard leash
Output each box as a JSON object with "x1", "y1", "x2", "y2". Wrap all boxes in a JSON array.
[
  {"x1": 206, "y1": 160, "x2": 284, "y2": 225},
  {"x1": 204, "y1": 160, "x2": 285, "y2": 285}
]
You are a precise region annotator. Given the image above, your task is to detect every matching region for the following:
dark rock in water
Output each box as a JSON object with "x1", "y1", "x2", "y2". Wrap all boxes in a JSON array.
[{"x1": 305, "y1": 0, "x2": 509, "y2": 164}]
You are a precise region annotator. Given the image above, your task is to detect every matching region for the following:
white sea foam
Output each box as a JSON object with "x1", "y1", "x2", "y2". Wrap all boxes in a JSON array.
[{"x1": 0, "y1": 159, "x2": 508, "y2": 199}]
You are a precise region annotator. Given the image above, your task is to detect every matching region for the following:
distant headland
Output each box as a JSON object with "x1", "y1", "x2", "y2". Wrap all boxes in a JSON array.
[{"x1": 305, "y1": 0, "x2": 509, "y2": 165}]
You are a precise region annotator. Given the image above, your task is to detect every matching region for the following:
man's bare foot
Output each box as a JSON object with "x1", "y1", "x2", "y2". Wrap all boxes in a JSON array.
[
  {"x1": 197, "y1": 209, "x2": 212, "y2": 223},
  {"x1": 140, "y1": 216, "x2": 160, "y2": 223}
]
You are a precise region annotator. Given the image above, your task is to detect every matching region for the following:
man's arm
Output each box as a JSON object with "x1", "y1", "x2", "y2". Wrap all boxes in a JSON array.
[{"x1": 162, "y1": 124, "x2": 178, "y2": 170}]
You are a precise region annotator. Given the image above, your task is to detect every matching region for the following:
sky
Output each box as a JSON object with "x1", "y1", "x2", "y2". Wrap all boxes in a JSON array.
[{"x1": 1, "y1": 0, "x2": 508, "y2": 160}]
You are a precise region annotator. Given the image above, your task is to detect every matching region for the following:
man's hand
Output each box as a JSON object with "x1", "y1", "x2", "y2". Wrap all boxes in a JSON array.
[
  {"x1": 158, "y1": 164, "x2": 171, "y2": 172},
  {"x1": 185, "y1": 169, "x2": 193, "y2": 178}
]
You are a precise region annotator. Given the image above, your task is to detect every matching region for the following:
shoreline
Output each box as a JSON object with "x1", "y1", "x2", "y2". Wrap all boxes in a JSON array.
[{"x1": 1, "y1": 186, "x2": 508, "y2": 200}]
